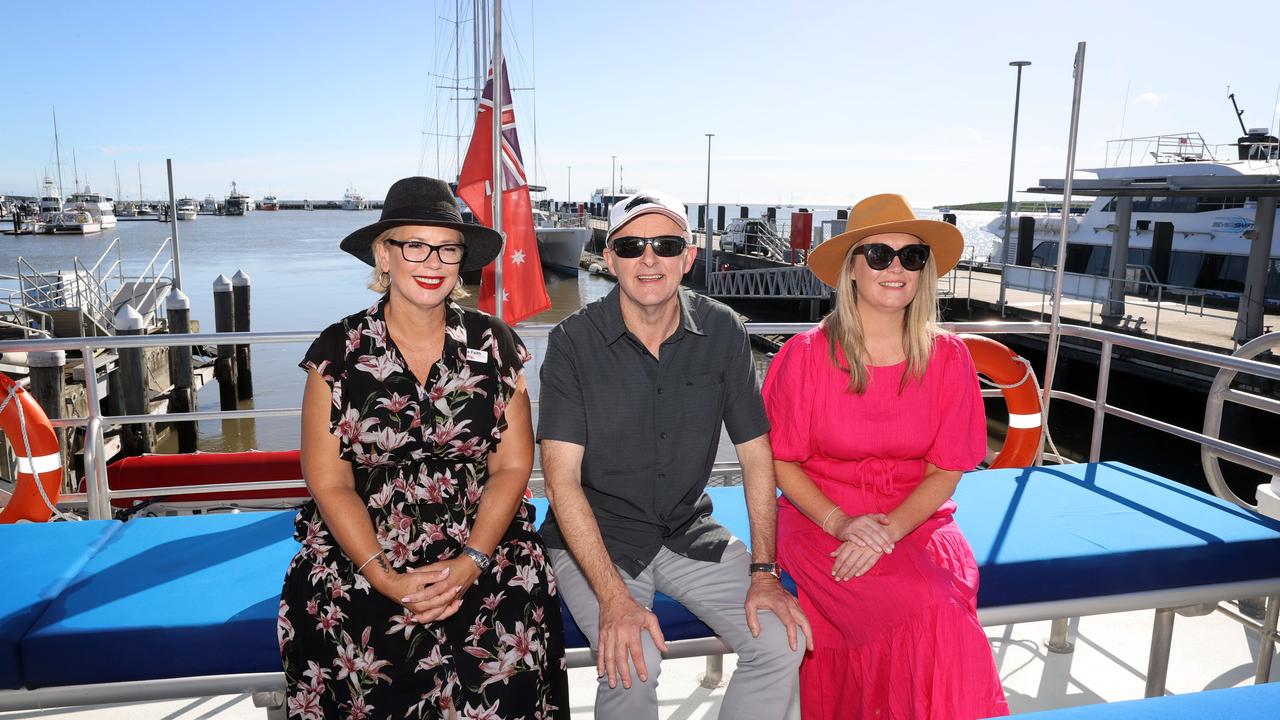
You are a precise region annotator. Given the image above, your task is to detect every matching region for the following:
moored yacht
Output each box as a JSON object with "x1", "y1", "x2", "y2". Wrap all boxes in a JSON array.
[
  {"x1": 43, "y1": 208, "x2": 101, "y2": 234},
  {"x1": 258, "y1": 194, "x2": 279, "y2": 211},
  {"x1": 224, "y1": 181, "x2": 254, "y2": 216},
  {"x1": 175, "y1": 198, "x2": 198, "y2": 220},
  {"x1": 342, "y1": 187, "x2": 367, "y2": 210},
  {"x1": 1018, "y1": 130, "x2": 1279, "y2": 303},
  {"x1": 37, "y1": 176, "x2": 62, "y2": 218},
  {"x1": 533, "y1": 209, "x2": 591, "y2": 274},
  {"x1": 64, "y1": 185, "x2": 117, "y2": 229}
]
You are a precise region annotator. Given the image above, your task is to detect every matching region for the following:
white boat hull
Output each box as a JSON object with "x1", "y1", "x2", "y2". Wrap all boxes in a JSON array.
[
  {"x1": 176, "y1": 209, "x2": 197, "y2": 220},
  {"x1": 535, "y1": 226, "x2": 590, "y2": 274}
]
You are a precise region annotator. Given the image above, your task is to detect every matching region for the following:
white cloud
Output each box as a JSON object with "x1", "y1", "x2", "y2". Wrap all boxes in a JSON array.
[{"x1": 1133, "y1": 92, "x2": 1167, "y2": 108}]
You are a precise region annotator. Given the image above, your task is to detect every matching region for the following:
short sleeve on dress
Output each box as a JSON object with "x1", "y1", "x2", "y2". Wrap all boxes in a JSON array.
[
  {"x1": 299, "y1": 321, "x2": 355, "y2": 460},
  {"x1": 762, "y1": 332, "x2": 815, "y2": 464},
  {"x1": 487, "y1": 315, "x2": 530, "y2": 441},
  {"x1": 924, "y1": 333, "x2": 987, "y2": 471}
]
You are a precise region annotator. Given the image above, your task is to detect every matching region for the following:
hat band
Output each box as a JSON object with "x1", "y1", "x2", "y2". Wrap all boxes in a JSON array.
[{"x1": 383, "y1": 207, "x2": 466, "y2": 225}]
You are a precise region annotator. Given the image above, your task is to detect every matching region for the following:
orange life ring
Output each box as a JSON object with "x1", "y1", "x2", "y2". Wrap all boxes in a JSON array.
[
  {"x1": 0, "y1": 372, "x2": 63, "y2": 523},
  {"x1": 960, "y1": 335, "x2": 1043, "y2": 469}
]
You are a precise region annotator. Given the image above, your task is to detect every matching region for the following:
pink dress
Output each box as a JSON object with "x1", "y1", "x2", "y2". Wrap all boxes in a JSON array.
[{"x1": 763, "y1": 327, "x2": 1008, "y2": 720}]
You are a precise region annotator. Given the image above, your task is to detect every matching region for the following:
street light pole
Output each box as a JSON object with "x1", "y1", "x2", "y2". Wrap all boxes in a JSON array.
[
  {"x1": 704, "y1": 133, "x2": 714, "y2": 292},
  {"x1": 567, "y1": 165, "x2": 571, "y2": 205},
  {"x1": 997, "y1": 60, "x2": 1032, "y2": 313},
  {"x1": 611, "y1": 155, "x2": 616, "y2": 201}
]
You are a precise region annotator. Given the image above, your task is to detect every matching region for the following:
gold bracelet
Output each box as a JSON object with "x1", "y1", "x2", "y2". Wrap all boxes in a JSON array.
[
  {"x1": 820, "y1": 506, "x2": 840, "y2": 533},
  {"x1": 356, "y1": 550, "x2": 383, "y2": 574}
]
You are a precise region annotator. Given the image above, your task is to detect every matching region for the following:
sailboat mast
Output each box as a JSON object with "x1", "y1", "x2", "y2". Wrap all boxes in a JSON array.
[
  {"x1": 72, "y1": 149, "x2": 80, "y2": 194},
  {"x1": 115, "y1": 161, "x2": 122, "y2": 202},
  {"x1": 52, "y1": 108, "x2": 65, "y2": 200},
  {"x1": 492, "y1": 0, "x2": 504, "y2": 319},
  {"x1": 138, "y1": 164, "x2": 144, "y2": 204},
  {"x1": 454, "y1": 0, "x2": 462, "y2": 181}
]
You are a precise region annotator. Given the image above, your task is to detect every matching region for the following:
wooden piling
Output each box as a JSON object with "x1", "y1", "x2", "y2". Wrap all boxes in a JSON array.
[
  {"x1": 115, "y1": 305, "x2": 155, "y2": 455},
  {"x1": 213, "y1": 274, "x2": 238, "y2": 411},
  {"x1": 165, "y1": 289, "x2": 197, "y2": 452},
  {"x1": 232, "y1": 270, "x2": 253, "y2": 400},
  {"x1": 28, "y1": 350, "x2": 68, "y2": 483}
]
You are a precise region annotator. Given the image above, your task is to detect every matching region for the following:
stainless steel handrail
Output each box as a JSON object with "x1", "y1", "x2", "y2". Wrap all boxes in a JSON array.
[{"x1": 2, "y1": 323, "x2": 1278, "y2": 518}]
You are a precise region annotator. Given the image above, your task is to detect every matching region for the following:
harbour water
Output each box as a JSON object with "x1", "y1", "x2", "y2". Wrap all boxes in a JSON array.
[{"x1": 3, "y1": 208, "x2": 1005, "y2": 454}]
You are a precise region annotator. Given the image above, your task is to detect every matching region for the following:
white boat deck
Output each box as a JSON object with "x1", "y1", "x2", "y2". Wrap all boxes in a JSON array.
[{"x1": 8, "y1": 603, "x2": 1272, "y2": 718}]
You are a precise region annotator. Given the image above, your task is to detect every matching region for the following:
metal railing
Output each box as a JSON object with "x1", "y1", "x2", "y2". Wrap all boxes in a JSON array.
[
  {"x1": 1, "y1": 322, "x2": 1278, "y2": 521},
  {"x1": 1105, "y1": 132, "x2": 1213, "y2": 167},
  {"x1": 954, "y1": 262, "x2": 1267, "y2": 345}
]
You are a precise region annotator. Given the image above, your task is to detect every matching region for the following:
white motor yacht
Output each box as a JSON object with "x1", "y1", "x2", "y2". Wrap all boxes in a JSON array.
[
  {"x1": 1016, "y1": 130, "x2": 1279, "y2": 303},
  {"x1": 533, "y1": 209, "x2": 591, "y2": 274},
  {"x1": 175, "y1": 198, "x2": 198, "y2": 220},
  {"x1": 64, "y1": 185, "x2": 117, "y2": 229},
  {"x1": 43, "y1": 208, "x2": 101, "y2": 234},
  {"x1": 37, "y1": 176, "x2": 62, "y2": 219},
  {"x1": 342, "y1": 187, "x2": 367, "y2": 210}
]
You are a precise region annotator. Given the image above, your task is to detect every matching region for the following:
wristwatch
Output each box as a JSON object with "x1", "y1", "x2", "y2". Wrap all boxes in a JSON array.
[
  {"x1": 749, "y1": 562, "x2": 780, "y2": 579},
  {"x1": 461, "y1": 546, "x2": 492, "y2": 573}
]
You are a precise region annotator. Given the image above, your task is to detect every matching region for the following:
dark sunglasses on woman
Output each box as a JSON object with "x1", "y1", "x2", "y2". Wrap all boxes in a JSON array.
[
  {"x1": 609, "y1": 235, "x2": 688, "y2": 259},
  {"x1": 852, "y1": 243, "x2": 931, "y2": 272}
]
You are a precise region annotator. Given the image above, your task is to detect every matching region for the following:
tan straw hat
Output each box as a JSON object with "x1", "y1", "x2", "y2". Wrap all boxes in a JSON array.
[{"x1": 808, "y1": 194, "x2": 963, "y2": 287}]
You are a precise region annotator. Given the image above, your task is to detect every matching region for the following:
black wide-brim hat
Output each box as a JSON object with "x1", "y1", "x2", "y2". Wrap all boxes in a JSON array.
[{"x1": 339, "y1": 176, "x2": 502, "y2": 272}]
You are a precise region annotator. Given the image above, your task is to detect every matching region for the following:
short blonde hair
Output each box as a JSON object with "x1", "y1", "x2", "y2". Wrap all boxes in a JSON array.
[{"x1": 367, "y1": 229, "x2": 471, "y2": 299}]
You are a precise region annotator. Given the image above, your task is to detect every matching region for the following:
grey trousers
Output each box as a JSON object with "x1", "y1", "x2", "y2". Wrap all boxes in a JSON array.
[{"x1": 549, "y1": 541, "x2": 802, "y2": 719}]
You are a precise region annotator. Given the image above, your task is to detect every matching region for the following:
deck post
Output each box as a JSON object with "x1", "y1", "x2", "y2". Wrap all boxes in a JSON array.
[
  {"x1": 1256, "y1": 594, "x2": 1279, "y2": 684},
  {"x1": 1234, "y1": 196, "x2": 1277, "y2": 344},
  {"x1": 115, "y1": 305, "x2": 155, "y2": 456},
  {"x1": 213, "y1": 274, "x2": 238, "y2": 412},
  {"x1": 232, "y1": 270, "x2": 253, "y2": 400},
  {"x1": 1046, "y1": 617, "x2": 1075, "y2": 654},
  {"x1": 28, "y1": 350, "x2": 68, "y2": 485},
  {"x1": 165, "y1": 289, "x2": 198, "y2": 452},
  {"x1": 1102, "y1": 195, "x2": 1133, "y2": 327},
  {"x1": 699, "y1": 654, "x2": 726, "y2": 688},
  {"x1": 1144, "y1": 607, "x2": 1176, "y2": 697}
]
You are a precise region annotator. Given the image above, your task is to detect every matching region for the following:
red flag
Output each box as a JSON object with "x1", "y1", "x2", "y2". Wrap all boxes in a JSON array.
[{"x1": 457, "y1": 60, "x2": 550, "y2": 325}]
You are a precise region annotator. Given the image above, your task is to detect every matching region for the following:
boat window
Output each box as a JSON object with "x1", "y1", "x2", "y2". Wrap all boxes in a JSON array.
[
  {"x1": 1168, "y1": 252, "x2": 1203, "y2": 288},
  {"x1": 1065, "y1": 243, "x2": 1095, "y2": 274},
  {"x1": 1030, "y1": 241, "x2": 1057, "y2": 267}
]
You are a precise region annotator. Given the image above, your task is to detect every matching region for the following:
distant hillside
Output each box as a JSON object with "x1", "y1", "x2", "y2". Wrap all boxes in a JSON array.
[{"x1": 935, "y1": 201, "x2": 1092, "y2": 212}]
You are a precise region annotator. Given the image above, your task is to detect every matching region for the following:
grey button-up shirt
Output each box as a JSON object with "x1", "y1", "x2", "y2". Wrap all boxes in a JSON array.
[{"x1": 537, "y1": 286, "x2": 770, "y2": 577}]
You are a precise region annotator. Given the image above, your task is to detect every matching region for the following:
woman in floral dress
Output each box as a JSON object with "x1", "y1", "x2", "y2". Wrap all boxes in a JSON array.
[{"x1": 279, "y1": 177, "x2": 568, "y2": 719}]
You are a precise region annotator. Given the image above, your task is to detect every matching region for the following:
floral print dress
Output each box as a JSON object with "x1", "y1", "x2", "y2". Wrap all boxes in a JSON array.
[{"x1": 279, "y1": 296, "x2": 568, "y2": 720}]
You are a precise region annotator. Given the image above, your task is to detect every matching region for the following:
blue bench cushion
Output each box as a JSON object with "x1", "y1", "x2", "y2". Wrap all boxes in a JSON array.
[
  {"x1": 1005, "y1": 682, "x2": 1280, "y2": 718},
  {"x1": 529, "y1": 488, "x2": 796, "y2": 650},
  {"x1": 955, "y1": 462, "x2": 1280, "y2": 608},
  {"x1": 0, "y1": 520, "x2": 119, "y2": 689},
  {"x1": 20, "y1": 511, "x2": 299, "y2": 688}
]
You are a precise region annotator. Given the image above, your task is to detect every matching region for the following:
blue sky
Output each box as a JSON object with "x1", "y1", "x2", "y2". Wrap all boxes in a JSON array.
[{"x1": 2, "y1": 0, "x2": 1277, "y2": 207}]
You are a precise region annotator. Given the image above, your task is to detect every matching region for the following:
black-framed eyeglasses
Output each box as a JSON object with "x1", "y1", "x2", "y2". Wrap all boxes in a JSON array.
[
  {"x1": 385, "y1": 239, "x2": 467, "y2": 265},
  {"x1": 852, "y1": 243, "x2": 931, "y2": 272},
  {"x1": 609, "y1": 235, "x2": 688, "y2": 259}
]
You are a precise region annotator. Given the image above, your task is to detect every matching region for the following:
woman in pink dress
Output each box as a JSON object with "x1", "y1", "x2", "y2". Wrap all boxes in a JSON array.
[{"x1": 763, "y1": 194, "x2": 1008, "y2": 719}]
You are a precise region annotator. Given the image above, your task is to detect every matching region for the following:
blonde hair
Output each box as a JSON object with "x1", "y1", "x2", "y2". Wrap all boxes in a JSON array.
[
  {"x1": 367, "y1": 229, "x2": 470, "y2": 299},
  {"x1": 823, "y1": 240, "x2": 941, "y2": 394}
]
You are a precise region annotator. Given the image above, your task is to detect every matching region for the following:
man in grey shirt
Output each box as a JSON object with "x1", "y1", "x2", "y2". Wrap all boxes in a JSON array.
[{"x1": 539, "y1": 190, "x2": 809, "y2": 718}]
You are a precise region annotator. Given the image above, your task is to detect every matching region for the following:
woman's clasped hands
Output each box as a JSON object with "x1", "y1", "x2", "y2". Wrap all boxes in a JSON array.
[{"x1": 825, "y1": 510, "x2": 897, "y2": 581}]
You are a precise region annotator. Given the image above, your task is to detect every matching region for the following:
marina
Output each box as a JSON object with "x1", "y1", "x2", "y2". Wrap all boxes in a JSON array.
[{"x1": 3, "y1": 2, "x2": 1280, "y2": 719}]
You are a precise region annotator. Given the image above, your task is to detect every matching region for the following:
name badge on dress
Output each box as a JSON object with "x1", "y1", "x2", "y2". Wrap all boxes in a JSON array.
[{"x1": 465, "y1": 348, "x2": 489, "y2": 364}]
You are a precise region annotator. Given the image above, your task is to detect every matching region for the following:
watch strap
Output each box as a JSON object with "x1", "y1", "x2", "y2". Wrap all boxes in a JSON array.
[{"x1": 749, "y1": 562, "x2": 779, "y2": 577}]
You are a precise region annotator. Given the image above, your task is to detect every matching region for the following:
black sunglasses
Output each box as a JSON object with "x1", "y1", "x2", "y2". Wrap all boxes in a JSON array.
[
  {"x1": 609, "y1": 235, "x2": 688, "y2": 259},
  {"x1": 385, "y1": 239, "x2": 467, "y2": 265},
  {"x1": 852, "y1": 243, "x2": 931, "y2": 272}
]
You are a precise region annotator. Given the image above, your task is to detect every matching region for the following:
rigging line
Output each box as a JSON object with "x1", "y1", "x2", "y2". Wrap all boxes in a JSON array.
[{"x1": 530, "y1": 0, "x2": 539, "y2": 189}]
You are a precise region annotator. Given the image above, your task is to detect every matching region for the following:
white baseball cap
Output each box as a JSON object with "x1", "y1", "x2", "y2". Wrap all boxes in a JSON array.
[{"x1": 607, "y1": 190, "x2": 690, "y2": 239}]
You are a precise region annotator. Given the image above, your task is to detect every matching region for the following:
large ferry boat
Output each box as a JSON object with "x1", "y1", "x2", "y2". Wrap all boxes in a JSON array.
[{"x1": 1016, "y1": 130, "x2": 1279, "y2": 304}]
